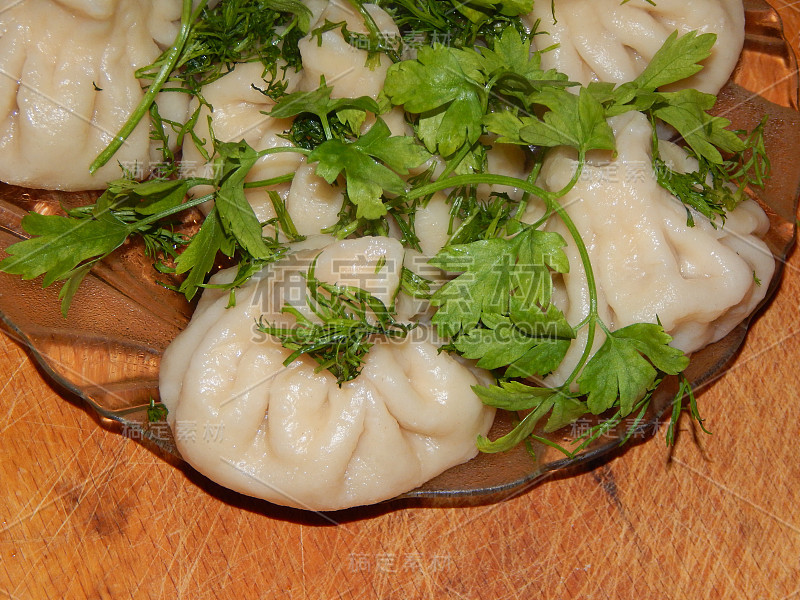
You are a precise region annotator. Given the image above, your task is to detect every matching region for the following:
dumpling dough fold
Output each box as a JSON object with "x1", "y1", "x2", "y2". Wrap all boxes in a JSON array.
[
  {"x1": 0, "y1": 0, "x2": 190, "y2": 189},
  {"x1": 527, "y1": 111, "x2": 774, "y2": 386},
  {"x1": 526, "y1": 0, "x2": 745, "y2": 94},
  {"x1": 160, "y1": 237, "x2": 495, "y2": 511}
]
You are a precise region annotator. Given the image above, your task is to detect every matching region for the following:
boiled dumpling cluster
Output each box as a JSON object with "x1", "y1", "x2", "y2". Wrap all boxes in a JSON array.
[
  {"x1": 4, "y1": 0, "x2": 767, "y2": 508},
  {"x1": 526, "y1": 0, "x2": 745, "y2": 94},
  {"x1": 183, "y1": 0, "x2": 530, "y2": 240},
  {"x1": 159, "y1": 236, "x2": 495, "y2": 511},
  {"x1": 0, "y1": 0, "x2": 190, "y2": 190},
  {"x1": 183, "y1": 1, "x2": 405, "y2": 231},
  {"x1": 525, "y1": 111, "x2": 774, "y2": 385}
]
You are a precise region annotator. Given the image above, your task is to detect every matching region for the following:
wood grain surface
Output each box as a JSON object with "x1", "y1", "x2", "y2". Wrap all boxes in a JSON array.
[{"x1": 2, "y1": 3, "x2": 800, "y2": 599}]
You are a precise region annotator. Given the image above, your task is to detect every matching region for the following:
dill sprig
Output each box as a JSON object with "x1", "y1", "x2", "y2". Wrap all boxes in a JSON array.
[
  {"x1": 652, "y1": 116, "x2": 770, "y2": 227},
  {"x1": 375, "y1": 0, "x2": 531, "y2": 50},
  {"x1": 91, "y1": 0, "x2": 311, "y2": 173},
  {"x1": 258, "y1": 260, "x2": 414, "y2": 385},
  {"x1": 140, "y1": 0, "x2": 312, "y2": 93}
]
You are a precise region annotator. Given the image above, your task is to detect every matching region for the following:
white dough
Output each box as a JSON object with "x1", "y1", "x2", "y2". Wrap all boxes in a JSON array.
[
  {"x1": 476, "y1": 137, "x2": 529, "y2": 202},
  {"x1": 415, "y1": 193, "x2": 456, "y2": 258},
  {"x1": 181, "y1": 61, "x2": 305, "y2": 222},
  {"x1": 160, "y1": 237, "x2": 495, "y2": 510},
  {"x1": 529, "y1": 111, "x2": 774, "y2": 385},
  {"x1": 284, "y1": 163, "x2": 344, "y2": 236},
  {"x1": 298, "y1": 2, "x2": 398, "y2": 99},
  {"x1": 527, "y1": 0, "x2": 745, "y2": 94},
  {"x1": 0, "y1": 0, "x2": 190, "y2": 190}
]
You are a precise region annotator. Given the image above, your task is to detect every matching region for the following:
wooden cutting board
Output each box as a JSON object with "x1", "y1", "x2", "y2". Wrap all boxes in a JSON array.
[{"x1": 2, "y1": 3, "x2": 799, "y2": 598}]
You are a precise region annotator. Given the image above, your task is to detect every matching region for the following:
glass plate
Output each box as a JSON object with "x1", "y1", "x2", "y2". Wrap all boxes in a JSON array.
[{"x1": 0, "y1": 0, "x2": 798, "y2": 504}]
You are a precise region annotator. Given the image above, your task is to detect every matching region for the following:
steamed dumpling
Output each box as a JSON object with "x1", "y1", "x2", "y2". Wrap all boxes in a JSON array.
[
  {"x1": 183, "y1": 0, "x2": 399, "y2": 231},
  {"x1": 298, "y1": 1, "x2": 399, "y2": 100},
  {"x1": 180, "y1": 61, "x2": 309, "y2": 222},
  {"x1": 160, "y1": 236, "x2": 495, "y2": 510},
  {"x1": 526, "y1": 0, "x2": 745, "y2": 94},
  {"x1": 0, "y1": 0, "x2": 190, "y2": 190},
  {"x1": 526, "y1": 111, "x2": 774, "y2": 385}
]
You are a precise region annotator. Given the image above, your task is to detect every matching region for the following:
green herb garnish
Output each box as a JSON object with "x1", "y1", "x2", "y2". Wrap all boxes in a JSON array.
[{"x1": 258, "y1": 259, "x2": 414, "y2": 385}]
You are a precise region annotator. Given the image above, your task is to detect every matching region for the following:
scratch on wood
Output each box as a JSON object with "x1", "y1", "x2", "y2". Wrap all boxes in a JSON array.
[
  {"x1": 592, "y1": 465, "x2": 623, "y2": 512},
  {"x1": 0, "y1": 428, "x2": 100, "y2": 537},
  {"x1": 673, "y1": 457, "x2": 800, "y2": 535},
  {"x1": 178, "y1": 502, "x2": 225, "y2": 598}
]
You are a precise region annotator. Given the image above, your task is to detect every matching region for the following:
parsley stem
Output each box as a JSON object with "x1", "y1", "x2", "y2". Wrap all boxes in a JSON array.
[
  {"x1": 545, "y1": 156, "x2": 599, "y2": 389},
  {"x1": 243, "y1": 174, "x2": 295, "y2": 189},
  {"x1": 345, "y1": 0, "x2": 386, "y2": 51},
  {"x1": 321, "y1": 114, "x2": 333, "y2": 141},
  {"x1": 527, "y1": 434, "x2": 573, "y2": 458},
  {"x1": 129, "y1": 192, "x2": 214, "y2": 232},
  {"x1": 406, "y1": 173, "x2": 549, "y2": 203},
  {"x1": 89, "y1": 0, "x2": 203, "y2": 174},
  {"x1": 511, "y1": 159, "x2": 545, "y2": 230},
  {"x1": 438, "y1": 144, "x2": 474, "y2": 181},
  {"x1": 255, "y1": 146, "x2": 311, "y2": 158},
  {"x1": 407, "y1": 168, "x2": 601, "y2": 387}
]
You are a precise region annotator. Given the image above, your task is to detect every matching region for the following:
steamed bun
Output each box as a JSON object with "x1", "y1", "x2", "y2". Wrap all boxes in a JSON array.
[
  {"x1": 526, "y1": 0, "x2": 745, "y2": 94},
  {"x1": 159, "y1": 237, "x2": 495, "y2": 510},
  {"x1": 0, "y1": 0, "x2": 190, "y2": 190},
  {"x1": 526, "y1": 111, "x2": 774, "y2": 385}
]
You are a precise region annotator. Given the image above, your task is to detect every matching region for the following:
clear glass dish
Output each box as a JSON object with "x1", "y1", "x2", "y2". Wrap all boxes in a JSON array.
[{"x1": 0, "y1": 0, "x2": 798, "y2": 504}]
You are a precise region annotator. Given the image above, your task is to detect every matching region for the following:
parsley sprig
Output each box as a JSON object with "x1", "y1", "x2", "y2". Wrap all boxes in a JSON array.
[
  {"x1": 384, "y1": 27, "x2": 765, "y2": 453},
  {"x1": 0, "y1": 141, "x2": 308, "y2": 313},
  {"x1": 270, "y1": 82, "x2": 430, "y2": 218},
  {"x1": 0, "y1": 179, "x2": 207, "y2": 315}
]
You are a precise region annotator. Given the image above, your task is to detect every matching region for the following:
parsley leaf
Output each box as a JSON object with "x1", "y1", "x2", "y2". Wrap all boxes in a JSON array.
[
  {"x1": 173, "y1": 206, "x2": 233, "y2": 300},
  {"x1": 651, "y1": 89, "x2": 744, "y2": 163},
  {"x1": 473, "y1": 382, "x2": 586, "y2": 453},
  {"x1": 384, "y1": 45, "x2": 487, "y2": 156},
  {"x1": 453, "y1": 0, "x2": 533, "y2": 24},
  {"x1": 0, "y1": 212, "x2": 130, "y2": 288},
  {"x1": 429, "y1": 228, "x2": 568, "y2": 337},
  {"x1": 519, "y1": 87, "x2": 616, "y2": 154},
  {"x1": 429, "y1": 238, "x2": 514, "y2": 336},
  {"x1": 478, "y1": 25, "x2": 539, "y2": 77},
  {"x1": 480, "y1": 27, "x2": 570, "y2": 102},
  {"x1": 214, "y1": 141, "x2": 272, "y2": 260},
  {"x1": 308, "y1": 118, "x2": 429, "y2": 219},
  {"x1": 351, "y1": 118, "x2": 432, "y2": 173},
  {"x1": 454, "y1": 305, "x2": 572, "y2": 378},
  {"x1": 473, "y1": 381, "x2": 588, "y2": 453},
  {"x1": 578, "y1": 323, "x2": 689, "y2": 416},
  {"x1": 633, "y1": 30, "x2": 717, "y2": 91},
  {"x1": 269, "y1": 80, "x2": 380, "y2": 140}
]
